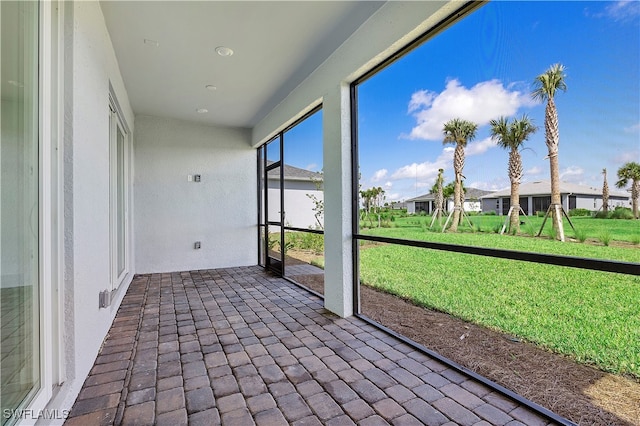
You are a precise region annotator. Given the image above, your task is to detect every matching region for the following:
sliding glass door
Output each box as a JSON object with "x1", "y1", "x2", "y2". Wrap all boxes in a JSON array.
[
  {"x1": 1, "y1": 1, "x2": 41, "y2": 422},
  {"x1": 264, "y1": 137, "x2": 284, "y2": 273}
]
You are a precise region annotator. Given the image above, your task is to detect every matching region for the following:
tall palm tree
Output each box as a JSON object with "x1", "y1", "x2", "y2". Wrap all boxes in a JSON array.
[
  {"x1": 532, "y1": 63, "x2": 567, "y2": 240},
  {"x1": 616, "y1": 162, "x2": 640, "y2": 219},
  {"x1": 602, "y1": 168, "x2": 610, "y2": 215},
  {"x1": 490, "y1": 115, "x2": 537, "y2": 234},
  {"x1": 443, "y1": 118, "x2": 478, "y2": 232},
  {"x1": 435, "y1": 168, "x2": 444, "y2": 220}
]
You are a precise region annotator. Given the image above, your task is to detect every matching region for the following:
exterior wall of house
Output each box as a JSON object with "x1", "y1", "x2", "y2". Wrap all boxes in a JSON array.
[
  {"x1": 50, "y1": 0, "x2": 137, "y2": 414},
  {"x1": 575, "y1": 195, "x2": 629, "y2": 211},
  {"x1": 134, "y1": 115, "x2": 255, "y2": 273},
  {"x1": 482, "y1": 194, "x2": 631, "y2": 215},
  {"x1": 266, "y1": 180, "x2": 324, "y2": 229}
]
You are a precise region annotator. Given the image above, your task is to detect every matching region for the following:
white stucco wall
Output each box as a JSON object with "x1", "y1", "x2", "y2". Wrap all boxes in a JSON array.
[
  {"x1": 134, "y1": 115, "x2": 255, "y2": 273},
  {"x1": 267, "y1": 179, "x2": 324, "y2": 229},
  {"x1": 53, "y1": 0, "x2": 136, "y2": 414}
]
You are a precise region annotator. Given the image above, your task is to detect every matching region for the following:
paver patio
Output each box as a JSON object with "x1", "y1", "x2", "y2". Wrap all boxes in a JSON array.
[{"x1": 65, "y1": 266, "x2": 561, "y2": 425}]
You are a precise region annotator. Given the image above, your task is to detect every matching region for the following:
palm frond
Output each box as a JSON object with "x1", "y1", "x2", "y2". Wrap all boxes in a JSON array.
[{"x1": 532, "y1": 63, "x2": 567, "y2": 101}]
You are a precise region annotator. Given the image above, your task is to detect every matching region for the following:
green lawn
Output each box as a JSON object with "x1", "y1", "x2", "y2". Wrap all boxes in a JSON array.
[
  {"x1": 356, "y1": 215, "x2": 640, "y2": 378},
  {"x1": 363, "y1": 216, "x2": 640, "y2": 263}
]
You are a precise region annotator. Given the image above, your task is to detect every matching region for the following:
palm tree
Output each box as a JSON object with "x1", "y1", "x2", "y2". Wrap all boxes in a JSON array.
[
  {"x1": 532, "y1": 63, "x2": 567, "y2": 240},
  {"x1": 602, "y1": 168, "x2": 610, "y2": 215},
  {"x1": 434, "y1": 168, "x2": 444, "y2": 220},
  {"x1": 490, "y1": 115, "x2": 537, "y2": 234},
  {"x1": 616, "y1": 162, "x2": 640, "y2": 219},
  {"x1": 443, "y1": 118, "x2": 478, "y2": 232}
]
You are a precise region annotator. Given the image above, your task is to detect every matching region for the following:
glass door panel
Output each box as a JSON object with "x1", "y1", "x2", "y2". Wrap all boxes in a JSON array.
[
  {"x1": 266, "y1": 164, "x2": 283, "y2": 273},
  {"x1": 1, "y1": 1, "x2": 41, "y2": 421}
]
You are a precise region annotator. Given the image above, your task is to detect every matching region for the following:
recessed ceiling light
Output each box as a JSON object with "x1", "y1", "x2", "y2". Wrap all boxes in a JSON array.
[
  {"x1": 196, "y1": 108, "x2": 208, "y2": 114},
  {"x1": 143, "y1": 38, "x2": 160, "y2": 47},
  {"x1": 215, "y1": 46, "x2": 234, "y2": 57},
  {"x1": 206, "y1": 85, "x2": 217, "y2": 91}
]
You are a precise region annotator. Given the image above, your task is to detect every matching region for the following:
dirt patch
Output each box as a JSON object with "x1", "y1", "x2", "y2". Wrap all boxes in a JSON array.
[{"x1": 289, "y1": 270, "x2": 640, "y2": 426}]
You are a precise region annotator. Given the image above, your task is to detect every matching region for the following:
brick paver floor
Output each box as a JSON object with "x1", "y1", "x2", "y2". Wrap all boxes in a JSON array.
[{"x1": 66, "y1": 266, "x2": 562, "y2": 425}]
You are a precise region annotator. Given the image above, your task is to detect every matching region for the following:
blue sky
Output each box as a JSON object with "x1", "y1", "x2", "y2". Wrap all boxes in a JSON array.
[{"x1": 285, "y1": 1, "x2": 639, "y2": 202}]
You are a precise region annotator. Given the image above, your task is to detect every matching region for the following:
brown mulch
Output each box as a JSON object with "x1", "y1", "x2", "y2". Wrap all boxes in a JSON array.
[{"x1": 285, "y1": 254, "x2": 640, "y2": 426}]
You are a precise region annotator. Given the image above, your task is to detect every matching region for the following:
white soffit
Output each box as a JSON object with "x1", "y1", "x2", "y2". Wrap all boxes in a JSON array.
[{"x1": 100, "y1": 1, "x2": 385, "y2": 129}]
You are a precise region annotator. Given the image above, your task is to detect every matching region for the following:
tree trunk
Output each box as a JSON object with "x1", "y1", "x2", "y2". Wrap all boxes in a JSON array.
[
  {"x1": 546, "y1": 97, "x2": 564, "y2": 241},
  {"x1": 458, "y1": 183, "x2": 465, "y2": 226},
  {"x1": 449, "y1": 144, "x2": 464, "y2": 232},
  {"x1": 510, "y1": 182, "x2": 520, "y2": 234},
  {"x1": 602, "y1": 170, "x2": 609, "y2": 215},
  {"x1": 450, "y1": 177, "x2": 461, "y2": 232},
  {"x1": 508, "y1": 148, "x2": 523, "y2": 234},
  {"x1": 632, "y1": 179, "x2": 639, "y2": 219}
]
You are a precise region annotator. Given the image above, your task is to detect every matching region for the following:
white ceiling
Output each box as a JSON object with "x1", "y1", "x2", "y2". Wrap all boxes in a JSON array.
[{"x1": 100, "y1": 1, "x2": 385, "y2": 129}]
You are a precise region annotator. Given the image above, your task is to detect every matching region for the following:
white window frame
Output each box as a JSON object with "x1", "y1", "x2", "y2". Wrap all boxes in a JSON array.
[
  {"x1": 15, "y1": 1, "x2": 65, "y2": 423},
  {"x1": 108, "y1": 90, "x2": 131, "y2": 292}
]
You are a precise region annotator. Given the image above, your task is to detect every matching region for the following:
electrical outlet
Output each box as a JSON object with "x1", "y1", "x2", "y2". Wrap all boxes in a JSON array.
[
  {"x1": 194, "y1": 174, "x2": 201, "y2": 182},
  {"x1": 188, "y1": 175, "x2": 193, "y2": 182},
  {"x1": 194, "y1": 241, "x2": 201, "y2": 249}
]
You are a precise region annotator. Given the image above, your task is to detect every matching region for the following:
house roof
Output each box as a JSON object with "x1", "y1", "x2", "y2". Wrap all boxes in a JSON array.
[
  {"x1": 407, "y1": 187, "x2": 494, "y2": 202},
  {"x1": 480, "y1": 180, "x2": 629, "y2": 199},
  {"x1": 266, "y1": 161, "x2": 322, "y2": 182}
]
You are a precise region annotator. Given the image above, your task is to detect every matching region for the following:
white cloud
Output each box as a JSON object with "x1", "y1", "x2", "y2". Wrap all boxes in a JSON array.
[
  {"x1": 560, "y1": 166, "x2": 585, "y2": 182},
  {"x1": 405, "y1": 79, "x2": 537, "y2": 141},
  {"x1": 408, "y1": 91, "x2": 436, "y2": 113},
  {"x1": 605, "y1": 1, "x2": 640, "y2": 21},
  {"x1": 371, "y1": 169, "x2": 388, "y2": 182},
  {"x1": 384, "y1": 181, "x2": 393, "y2": 188},
  {"x1": 306, "y1": 163, "x2": 318, "y2": 171},
  {"x1": 525, "y1": 166, "x2": 543, "y2": 176},
  {"x1": 614, "y1": 150, "x2": 640, "y2": 164},
  {"x1": 624, "y1": 122, "x2": 640, "y2": 133},
  {"x1": 390, "y1": 149, "x2": 453, "y2": 181},
  {"x1": 465, "y1": 137, "x2": 498, "y2": 156}
]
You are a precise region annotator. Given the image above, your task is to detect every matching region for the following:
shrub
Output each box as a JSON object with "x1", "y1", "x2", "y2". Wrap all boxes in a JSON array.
[
  {"x1": 574, "y1": 229, "x2": 588, "y2": 243},
  {"x1": 611, "y1": 207, "x2": 634, "y2": 220},
  {"x1": 569, "y1": 208, "x2": 591, "y2": 217},
  {"x1": 481, "y1": 211, "x2": 497, "y2": 216},
  {"x1": 536, "y1": 211, "x2": 546, "y2": 217},
  {"x1": 545, "y1": 226, "x2": 557, "y2": 240},
  {"x1": 595, "y1": 211, "x2": 611, "y2": 219},
  {"x1": 524, "y1": 222, "x2": 536, "y2": 237},
  {"x1": 285, "y1": 231, "x2": 324, "y2": 254},
  {"x1": 598, "y1": 230, "x2": 611, "y2": 246}
]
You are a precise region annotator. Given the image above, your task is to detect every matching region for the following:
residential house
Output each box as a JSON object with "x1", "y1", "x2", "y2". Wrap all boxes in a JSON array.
[
  {"x1": 480, "y1": 180, "x2": 630, "y2": 216},
  {"x1": 406, "y1": 187, "x2": 494, "y2": 214}
]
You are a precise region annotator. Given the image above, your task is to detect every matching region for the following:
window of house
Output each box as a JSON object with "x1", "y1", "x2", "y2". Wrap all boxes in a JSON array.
[{"x1": 109, "y1": 93, "x2": 130, "y2": 291}]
